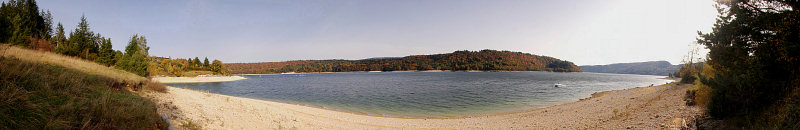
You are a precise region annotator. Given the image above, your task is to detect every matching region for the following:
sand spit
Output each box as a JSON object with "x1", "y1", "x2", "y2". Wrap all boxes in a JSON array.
[
  {"x1": 151, "y1": 75, "x2": 247, "y2": 83},
  {"x1": 143, "y1": 83, "x2": 701, "y2": 129}
]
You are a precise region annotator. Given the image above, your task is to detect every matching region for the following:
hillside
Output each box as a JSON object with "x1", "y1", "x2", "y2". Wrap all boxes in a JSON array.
[
  {"x1": 227, "y1": 49, "x2": 582, "y2": 74},
  {"x1": 1, "y1": 44, "x2": 147, "y2": 82},
  {"x1": 0, "y1": 45, "x2": 167, "y2": 129},
  {"x1": 579, "y1": 61, "x2": 681, "y2": 76}
]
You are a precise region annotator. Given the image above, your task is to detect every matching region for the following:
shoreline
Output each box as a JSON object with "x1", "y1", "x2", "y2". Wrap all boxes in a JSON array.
[
  {"x1": 144, "y1": 82, "x2": 700, "y2": 129},
  {"x1": 237, "y1": 70, "x2": 568, "y2": 75},
  {"x1": 151, "y1": 75, "x2": 247, "y2": 83}
]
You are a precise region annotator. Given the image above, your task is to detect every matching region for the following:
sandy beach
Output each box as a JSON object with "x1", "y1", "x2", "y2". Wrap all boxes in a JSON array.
[
  {"x1": 143, "y1": 80, "x2": 701, "y2": 129},
  {"x1": 151, "y1": 75, "x2": 247, "y2": 83}
]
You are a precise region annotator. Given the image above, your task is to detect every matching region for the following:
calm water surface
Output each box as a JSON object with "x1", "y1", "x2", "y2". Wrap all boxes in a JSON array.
[{"x1": 167, "y1": 72, "x2": 671, "y2": 118}]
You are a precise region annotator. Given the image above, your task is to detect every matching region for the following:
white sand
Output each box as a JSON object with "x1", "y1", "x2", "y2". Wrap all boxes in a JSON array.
[
  {"x1": 151, "y1": 75, "x2": 246, "y2": 83},
  {"x1": 143, "y1": 83, "x2": 701, "y2": 129}
]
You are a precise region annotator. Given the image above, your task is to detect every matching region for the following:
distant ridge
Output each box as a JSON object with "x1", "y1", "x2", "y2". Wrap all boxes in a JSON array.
[
  {"x1": 579, "y1": 61, "x2": 681, "y2": 76},
  {"x1": 363, "y1": 57, "x2": 402, "y2": 60},
  {"x1": 227, "y1": 49, "x2": 582, "y2": 74}
]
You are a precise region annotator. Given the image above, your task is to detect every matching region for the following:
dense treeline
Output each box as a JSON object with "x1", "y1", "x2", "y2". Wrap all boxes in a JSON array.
[
  {"x1": 684, "y1": 0, "x2": 799, "y2": 128},
  {"x1": 579, "y1": 61, "x2": 682, "y2": 76},
  {"x1": 0, "y1": 0, "x2": 153, "y2": 77},
  {"x1": 0, "y1": 0, "x2": 51, "y2": 47},
  {"x1": 150, "y1": 56, "x2": 230, "y2": 77},
  {"x1": 0, "y1": 0, "x2": 169, "y2": 129},
  {"x1": 227, "y1": 49, "x2": 582, "y2": 74}
]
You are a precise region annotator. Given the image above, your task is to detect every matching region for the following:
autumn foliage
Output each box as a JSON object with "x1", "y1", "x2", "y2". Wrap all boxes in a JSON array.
[{"x1": 227, "y1": 49, "x2": 582, "y2": 74}]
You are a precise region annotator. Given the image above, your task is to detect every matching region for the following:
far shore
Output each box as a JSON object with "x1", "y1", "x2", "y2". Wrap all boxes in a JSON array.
[
  {"x1": 151, "y1": 75, "x2": 247, "y2": 83},
  {"x1": 236, "y1": 70, "x2": 559, "y2": 75},
  {"x1": 144, "y1": 81, "x2": 700, "y2": 129}
]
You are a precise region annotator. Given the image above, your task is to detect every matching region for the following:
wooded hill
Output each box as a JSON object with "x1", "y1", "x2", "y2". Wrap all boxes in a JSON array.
[
  {"x1": 227, "y1": 49, "x2": 582, "y2": 74},
  {"x1": 579, "y1": 61, "x2": 682, "y2": 76}
]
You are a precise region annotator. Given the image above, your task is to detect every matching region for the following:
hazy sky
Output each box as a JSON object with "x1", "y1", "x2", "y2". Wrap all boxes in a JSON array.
[{"x1": 33, "y1": 0, "x2": 717, "y2": 65}]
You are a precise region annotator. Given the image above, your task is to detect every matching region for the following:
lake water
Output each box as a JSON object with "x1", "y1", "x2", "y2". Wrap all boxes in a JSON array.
[{"x1": 167, "y1": 72, "x2": 671, "y2": 118}]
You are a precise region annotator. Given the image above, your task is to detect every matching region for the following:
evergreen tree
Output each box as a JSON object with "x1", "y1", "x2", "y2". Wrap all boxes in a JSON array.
[
  {"x1": 67, "y1": 15, "x2": 97, "y2": 59},
  {"x1": 203, "y1": 57, "x2": 210, "y2": 67},
  {"x1": 0, "y1": 0, "x2": 48, "y2": 46},
  {"x1": 40, "y1": 10, "x2": 51, "y2": 39},
  {"x1": 112, "y1": 50, "x2": 123, "y2": 65},
  {"x1": 52, "y1": 22, "x2": 67, "y2": 53},
  {"x1": 193, "y1": 57, "x2": 200, "y2": 67},
  {"x1": 95, "y1": 36, "x2": 114, "y2": 66},
  {"x1": 697, "y1": 0, "x2": 799, "y2": 126},
  {"x1": 115, "y1": 34, "x2": 149, "y2": 77}
]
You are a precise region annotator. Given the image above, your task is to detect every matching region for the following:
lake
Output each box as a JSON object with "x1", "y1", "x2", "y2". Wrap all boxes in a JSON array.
[{"x1": 167, "y1": 72, "x2": 671, "y2": 118}]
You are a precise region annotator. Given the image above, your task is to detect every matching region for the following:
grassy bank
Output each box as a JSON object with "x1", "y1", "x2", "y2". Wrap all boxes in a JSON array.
[
  {"x1": 0, "y1": 45, "x2": 167, "y2": 129},
  {"x1": 1, "y1": 44, "x2": 146, "y2": 83}
]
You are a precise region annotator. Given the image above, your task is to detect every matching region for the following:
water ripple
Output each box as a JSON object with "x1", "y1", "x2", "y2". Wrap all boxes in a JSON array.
[{"x1": 170, "y1": 72, "x2": 670, "y2": 118}]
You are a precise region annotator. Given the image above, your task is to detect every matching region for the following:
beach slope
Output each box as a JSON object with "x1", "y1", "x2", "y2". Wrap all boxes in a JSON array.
[{"x1": 144, "y1": 83, "x2": 700, "y2": 129}]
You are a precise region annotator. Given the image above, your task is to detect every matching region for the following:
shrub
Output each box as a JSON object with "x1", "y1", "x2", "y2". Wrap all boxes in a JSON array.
[{"x1": 144, "y1": 80, "x2": 167, "y2": 93}]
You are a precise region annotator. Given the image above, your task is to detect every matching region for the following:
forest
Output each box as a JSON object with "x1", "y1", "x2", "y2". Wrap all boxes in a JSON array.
[
  {"x1": 0, "y1": 0, "x2": 172, "y2": 129},
  {"x1": 0, "y1": 0, "x2": 229, "y2": 77},
  {"x1": 149, "y1": 56, "x2": 230, "y2": 77},
  {"x1": 0, "y1": 0, "x2": 152, "y2": 77},
  {"x1": 679, "y1": 0, "x2": 799, "y2": 128},
  {"x1": 227, "y1": 49, "x2": 582, "y2": 74}
]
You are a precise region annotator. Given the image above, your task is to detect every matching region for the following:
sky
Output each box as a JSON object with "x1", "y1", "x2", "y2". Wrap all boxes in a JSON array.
[{"x1": 31, "y1": 0, "x2": 718, "y2": 65}]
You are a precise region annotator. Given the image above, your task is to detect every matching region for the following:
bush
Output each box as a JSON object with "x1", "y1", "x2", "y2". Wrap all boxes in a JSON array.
[
  {"x1": 144, "y1": 80, "x2": 167, "y2": 93},
  {"x1": 689, "y1": 64, "x2": 714, "y2": 108}
]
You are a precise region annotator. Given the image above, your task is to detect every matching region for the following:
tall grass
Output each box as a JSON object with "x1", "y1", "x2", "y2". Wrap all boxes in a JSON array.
[
  {"x1": 0, "y1": 44, "x2": 146, "y2": 83},
  {"x1": 144, "y1": 80, "x2": 167, "y2": 92},
  {"x1": 0, "y1": 56, "x2": 167, "y2": 129}
]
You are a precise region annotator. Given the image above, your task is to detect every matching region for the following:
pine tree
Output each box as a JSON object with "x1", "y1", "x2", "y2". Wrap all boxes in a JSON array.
[
  {"x1": 0, "y1": 0, "x2": 48, "y2": 46},
  {"x1": 95, "y1": 37, "x2": 114, "y2": 66},
  {"x1": 53, "y1": 22, "x2": 67, "y2": 53},
  {"x1": 193, "y1": 57, "x2": 200, "y2": 67},
  {"x1": 67, "y1": 15, "x2": 96, "y2": 59},
  {"x1": 697, "y1": 0, "x2": 799, "y2": 126},
  {"x1": 203, "y1": 57, "x2": 210, "y2": 67},
  {"x1": 116, "y1": 34, "x2": 149, "y2": 77}
]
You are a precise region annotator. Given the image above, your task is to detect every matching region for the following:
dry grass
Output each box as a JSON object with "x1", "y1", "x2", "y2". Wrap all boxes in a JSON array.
[
  {"x1": 0, "y1": 56, "x2": 167, "y2": 129},
  {"x1": 0, "y1": 44, "x2": 146, "y2": 83},
  {"x1": 181, "y1": 120, "x2": 202, "y2": 130},
  {"x1": 181, "y1": 70, "x2": 214, "y2": 77},
  {"x1": 144, "y1": 80, "x2": 168, "y2": 93}
]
